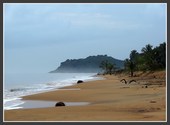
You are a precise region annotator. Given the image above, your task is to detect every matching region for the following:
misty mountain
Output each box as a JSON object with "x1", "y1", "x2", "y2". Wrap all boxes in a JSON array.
[{"x1": 50, "y1": 55, "x2": 124, "y2": 73}]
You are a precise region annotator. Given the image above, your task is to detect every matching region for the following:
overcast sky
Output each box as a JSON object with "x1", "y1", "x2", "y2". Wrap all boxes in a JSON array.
[{"x1": 4, "y1": 3, "x2": 167, "y2": 73}]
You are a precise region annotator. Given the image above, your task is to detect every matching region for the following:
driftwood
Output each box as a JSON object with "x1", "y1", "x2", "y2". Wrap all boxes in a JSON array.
[
  {"x1": 150, "y1": 100, "x2": 156, "y2": 103},
  {"x1": 120, "y1": 79, "x2": 137, "y2": 84},
  {"x1": 129, "y1": 80, "x2": 136, "y2": 84},
  {"x1": 120, "y1": 79, "x2": 127, "y2": 84}
]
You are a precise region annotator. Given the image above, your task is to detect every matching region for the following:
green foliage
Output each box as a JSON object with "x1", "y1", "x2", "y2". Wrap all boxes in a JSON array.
[
  {"x1": 124, "y1": 50, "x2": 139, "y2": 76},
  {"x1": 141, "y1": 44, "x2": 154, "y2": 70},
  {"x1": 141, "y1": 43, "x2": 166, "y2": 71},
  {"x1": 124, "y1": 42, "x2": 166, "y2": 75},
  {"x1": 99, "y1": 60, "x2": 109, "y2": 71},
  {"x1": 100, "y1": 60, "x2": 115, "y2": 75},
  {"x1": 153, "y1": 42, "x2": 166, "y2": 69}
]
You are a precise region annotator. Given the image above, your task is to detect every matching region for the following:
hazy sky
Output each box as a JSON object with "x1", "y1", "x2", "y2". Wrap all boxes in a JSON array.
[{"x1": 4, "y1": 3, "x2": 166, "y2": 73}]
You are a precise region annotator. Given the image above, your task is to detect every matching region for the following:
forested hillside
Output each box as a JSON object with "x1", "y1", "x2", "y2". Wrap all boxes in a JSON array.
[{"x1": 50, "y1": 55, "x2": 124, "y2": 73}]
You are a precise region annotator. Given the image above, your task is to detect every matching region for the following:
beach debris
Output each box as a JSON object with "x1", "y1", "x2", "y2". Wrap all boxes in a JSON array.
[
  {"x1": 77, "y1": 80, "x2": 84, "y2": 84},
  {"x1": 142, "y1": 85, "x2": 148, "y2": 88},
  {"x1": 120, "y1": 79, "x2": 127, "y2": 84},
  {"x1": 120, "y1": 79, "x2": 136, "y2": 84},
  {"x1": 121, "y1": 87, "x2": 130, "y2": 89},
  {"x1": 129, "y1": 80, "x2": 136, "y2": 84},
  {"x1": 138, "y1": 109, "x2": 146, "y2": 113},
  {"x1": 133, "y1": 74, "x2": 137, "y2": 77},
  {"x1": 55, "y1": 102, "x2": 65, "y2": 107},
  {"x1": 150, "y1": 100, "x2": 156, "y2": 103}
]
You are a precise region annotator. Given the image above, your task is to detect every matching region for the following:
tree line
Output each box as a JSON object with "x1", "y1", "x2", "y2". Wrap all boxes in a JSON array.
[
  {"x1": 99, "y1": 42, "x2": 166, "y2": 76},
  {"x1": 99, "y1": 60, "x2": 116, "y2": 75},
  {"x1": 124, "y1": 42, "x2": 166, "y2": 76}
]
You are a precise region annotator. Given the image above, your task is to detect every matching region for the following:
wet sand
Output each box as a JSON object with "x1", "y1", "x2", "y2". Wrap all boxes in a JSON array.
[{"x1": 4, "y1": 71, "x2": 166, "y2": 121}]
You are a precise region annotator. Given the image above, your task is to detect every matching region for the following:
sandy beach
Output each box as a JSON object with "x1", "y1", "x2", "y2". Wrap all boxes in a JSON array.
[{"x1": 4, "y1": 71, "x2": 166, "y2": 121}]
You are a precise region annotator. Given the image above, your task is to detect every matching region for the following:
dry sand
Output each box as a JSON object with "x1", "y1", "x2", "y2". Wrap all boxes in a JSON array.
[{"x1": 4, "y1": 71, "x2": 166, "y2": 121}]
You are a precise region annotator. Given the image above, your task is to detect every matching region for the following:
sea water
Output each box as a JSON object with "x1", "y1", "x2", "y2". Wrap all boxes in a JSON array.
[{"x1": 4, "y1": 72, "x2": 101, "y2": 110}]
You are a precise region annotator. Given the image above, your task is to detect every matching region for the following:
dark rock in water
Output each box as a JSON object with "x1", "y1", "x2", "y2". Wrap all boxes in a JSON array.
[
  {"x1": 55, "y1": 102, "x2": 65, "y2": 107},
  {"x1": 77, "y1": 80, "x2": 84, "y2": 84},
  {"x1": 10, "y1": 89, "x2": 16, "y2": 92},
  {"x1": 10, "y1": 88, "x2": 24, "y2": 92}
]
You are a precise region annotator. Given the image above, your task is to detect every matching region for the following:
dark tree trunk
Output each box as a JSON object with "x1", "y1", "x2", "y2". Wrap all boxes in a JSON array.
[
  {"x1": 130, "y1": 61, "x2": 134, "y2": 77},
  {"x1": 131, "y1": 70, "x2": 133, "y2": 77}
]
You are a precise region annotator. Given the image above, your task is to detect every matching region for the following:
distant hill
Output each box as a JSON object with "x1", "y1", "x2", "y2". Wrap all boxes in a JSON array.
[{"x1": 50, "y1": 55, "x2": 124, "y2": 73}]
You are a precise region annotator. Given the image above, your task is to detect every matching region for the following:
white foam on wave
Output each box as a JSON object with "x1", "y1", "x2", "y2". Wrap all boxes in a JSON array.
[
  {"x1": 5, "y1": 100, "x2": 90, "y2": 110},
  {"x1": 4, "y1": 97, "x2": 24, "y2": 110},
  {"x1": 4, "y1": 73, "x2": 102, "y2": 110}
]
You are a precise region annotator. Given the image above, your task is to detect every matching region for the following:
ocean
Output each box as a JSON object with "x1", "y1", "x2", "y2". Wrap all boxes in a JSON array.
[{"x1": 4, "y1": 72, "x2": 101, "y2": 110}]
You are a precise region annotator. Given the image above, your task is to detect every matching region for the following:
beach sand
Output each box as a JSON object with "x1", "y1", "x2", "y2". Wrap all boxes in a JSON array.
[{"x1": 4, "y1": 71, "x2": 166, "y2": 121}]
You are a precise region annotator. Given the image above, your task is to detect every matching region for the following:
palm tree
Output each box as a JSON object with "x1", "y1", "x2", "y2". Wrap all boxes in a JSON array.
[
  {"x1": 107, "y1": 63, "x2": 115, "y2": 75},
  {"x1": 99, "y1": 60, "x2": 109, "y2": 73},
  {"x1": 141, "y1": 44, "x2": 154, "y2": 70},
  {"x1": 141, "y1": 44, "x2": 153, "y2": 54},
  {"x1": 124, "y1": 58, "x2": 130, "y2": 71},
  {"x1": 99, "y1": 60, "x2": 115, "y2": 75},
  {"x1": 125, "y1": 50, "x2": 139, "y2": 77}
]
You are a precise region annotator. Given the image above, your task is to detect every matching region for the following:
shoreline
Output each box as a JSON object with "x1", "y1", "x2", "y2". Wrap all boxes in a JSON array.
[
  {"x1": 4, "y1": 73, "x2": 102, "y2": 110},
  {"x1": 4, "y1": 71, "x2": 166, "y2": 121},
  {"x1": 21, "y1": 74, "x2": 104, "y2": 100}
]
